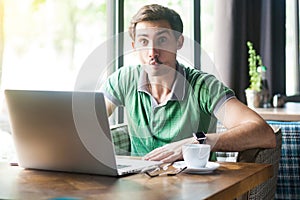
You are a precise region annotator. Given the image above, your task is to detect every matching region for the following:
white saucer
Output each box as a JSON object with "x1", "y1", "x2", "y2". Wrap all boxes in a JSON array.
[{"x1": 173, "y1": 161, "x2": 220, "y2": 174}]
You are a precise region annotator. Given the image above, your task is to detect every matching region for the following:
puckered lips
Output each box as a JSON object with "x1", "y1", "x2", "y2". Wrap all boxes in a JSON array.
[{"x1": 149, "y1": 57, "x2": 163, "y2": 66}]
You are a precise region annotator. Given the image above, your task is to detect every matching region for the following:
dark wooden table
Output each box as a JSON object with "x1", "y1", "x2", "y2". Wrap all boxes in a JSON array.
[{"x1": 0, "y1": 161, "x2": 273, "y2": 200}]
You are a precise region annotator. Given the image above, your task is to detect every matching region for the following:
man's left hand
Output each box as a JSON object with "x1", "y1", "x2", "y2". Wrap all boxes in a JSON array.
[{"x1": 143, "y1": 137, "x2": 195, "y2": 163}]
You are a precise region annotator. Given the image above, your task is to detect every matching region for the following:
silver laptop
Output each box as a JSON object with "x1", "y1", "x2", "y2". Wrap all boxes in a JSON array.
[{"x1": 4, "y1": 89, "x2": 162, "y2": 176}]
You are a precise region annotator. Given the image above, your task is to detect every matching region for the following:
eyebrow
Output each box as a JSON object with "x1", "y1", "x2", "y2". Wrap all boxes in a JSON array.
[{"x1": 136, "y1": 29, "x2": 172, "y2": 38}]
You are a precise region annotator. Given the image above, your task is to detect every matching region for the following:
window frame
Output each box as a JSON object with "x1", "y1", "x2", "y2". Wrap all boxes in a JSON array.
[{"x1": 286, "y1": 0, "x2": 300, "y2": 95}]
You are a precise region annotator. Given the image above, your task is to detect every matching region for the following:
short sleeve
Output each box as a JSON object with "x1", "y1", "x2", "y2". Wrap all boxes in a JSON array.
[
  {"x1": 100, "y1": 65, "x2": 140, "y2": 106},
  {"x1": 199, "y1": 74, "x2": 235, "y2": 114},
  {"x1": 100, "y1": 69, "x2": 126, "y2": 106}
]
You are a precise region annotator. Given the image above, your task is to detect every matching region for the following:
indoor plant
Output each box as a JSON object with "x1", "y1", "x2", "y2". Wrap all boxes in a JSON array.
[{"x1": 245, "y1": 41, "x2": 262, "y2": 108}]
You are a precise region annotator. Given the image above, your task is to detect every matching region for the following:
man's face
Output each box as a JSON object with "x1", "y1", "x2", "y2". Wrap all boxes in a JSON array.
[{"x1": 132, "y1": 20, "x2": 183, "y2": 77}]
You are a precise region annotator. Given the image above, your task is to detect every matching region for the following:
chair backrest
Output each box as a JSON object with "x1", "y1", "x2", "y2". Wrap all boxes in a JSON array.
[
  {"x1": 237, "y1": 127, "x2": 282, "y2": 200},
  {"x1": 110, "y1": 124, "x2": 131, "y2": 155},
  {"x1": 267, "y1": 120, "x2": 300, "y2": 200}
]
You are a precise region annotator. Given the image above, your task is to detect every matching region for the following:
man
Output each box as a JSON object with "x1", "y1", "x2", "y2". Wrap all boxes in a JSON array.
[{"x1": 101, "y1": 4, "x2": 276, "y2": 162}]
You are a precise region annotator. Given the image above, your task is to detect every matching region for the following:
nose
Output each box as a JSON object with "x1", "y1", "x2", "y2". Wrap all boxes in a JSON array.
[{"x1": 148, "y1": 46, "x2": 159, "y2": 59}]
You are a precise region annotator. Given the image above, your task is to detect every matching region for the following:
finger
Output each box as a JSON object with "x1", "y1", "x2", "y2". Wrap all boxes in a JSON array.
[
  {"x1": 145, "y1": 151, "x2": 172, "y2": 160},
  {"x1": 143, "y1": 146, "x2": 167, "y2": 160},
  {"x1": 144, "y1": 150, "x2": 173, "y2": 161},
  {"x1": 161, "y1": 154, "x2": 182, "y2": 163},
  {"x1": 149, "y1": 151, "x2": 173, "y2": 162}
]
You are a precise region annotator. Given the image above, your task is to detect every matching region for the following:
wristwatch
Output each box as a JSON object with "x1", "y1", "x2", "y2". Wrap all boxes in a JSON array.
[{"x1": 193, "y1": 131, "x2": 206, "y2": 144}]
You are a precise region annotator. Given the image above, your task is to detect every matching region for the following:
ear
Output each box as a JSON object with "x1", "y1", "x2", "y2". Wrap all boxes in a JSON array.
[
  {"x1": 131, "y1": 41, "x2": 135, "y2": 49},
  {"x1": 176, "y1": 35, "x2": 184, "y2": 50}
]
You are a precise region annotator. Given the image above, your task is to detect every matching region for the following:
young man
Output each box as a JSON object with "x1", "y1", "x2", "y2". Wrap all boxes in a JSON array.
[{"x1": 101, "y1": 4, "x2": 276, "y2": 162}]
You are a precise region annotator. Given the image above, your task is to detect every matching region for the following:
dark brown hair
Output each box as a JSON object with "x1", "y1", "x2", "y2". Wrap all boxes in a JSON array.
[{"x1": 129, "y1": 4, "x2": 183, "y2": 40}]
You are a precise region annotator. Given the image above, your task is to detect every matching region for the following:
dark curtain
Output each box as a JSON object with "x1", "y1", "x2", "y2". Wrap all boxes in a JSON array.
[{"x1": 214, "y1": 0, "x2": 286, "y2": 103}]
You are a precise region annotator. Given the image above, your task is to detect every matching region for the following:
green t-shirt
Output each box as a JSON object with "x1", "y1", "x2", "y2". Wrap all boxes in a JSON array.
[{"x1": 101, "y1": 63, "x2": 235, "y2": 156}]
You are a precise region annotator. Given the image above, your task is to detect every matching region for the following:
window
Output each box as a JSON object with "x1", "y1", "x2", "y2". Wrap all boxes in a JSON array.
[
  {"x1": 1, "y1": 0, "x2": 107, "y2": 91},
  {"x1": 1, "y1": 1, "x2": 214, "y2": 91},
  {"x1": 4, "y1": 2, "x2": 295, "y2": 104},
  {"x1": 286, "y1": 0, "x2": 300, "y2": 95},
  {"x1": 200, "y1": 0, "x2": 215, "y2": 60}
]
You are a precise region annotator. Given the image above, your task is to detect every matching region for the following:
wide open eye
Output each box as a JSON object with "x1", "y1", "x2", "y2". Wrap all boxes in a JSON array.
[
  {"x1": 156, "y1": 36, "x2": 167, "y2": 46},
  {"x1": 137, "y1": 38, "x2": 149, "y2": 46}
]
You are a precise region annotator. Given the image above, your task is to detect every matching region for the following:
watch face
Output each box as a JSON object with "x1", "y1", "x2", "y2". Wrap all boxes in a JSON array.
[
  {"x1": 193, "y1": 132, "x2": 206, "y2": 144},
  {"x1": 193, "y1": 131, "x2": 206, "y2": 139}
]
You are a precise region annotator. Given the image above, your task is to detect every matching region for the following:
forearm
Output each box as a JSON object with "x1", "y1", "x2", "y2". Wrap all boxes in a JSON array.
[{"x1": 206, "y1": 120, "x2": 276, "y2": 152}]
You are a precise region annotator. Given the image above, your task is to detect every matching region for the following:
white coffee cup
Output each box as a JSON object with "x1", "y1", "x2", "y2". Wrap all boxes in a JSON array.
[{"x1": 182, "y1": 144, "x2": 211, "y2": 168}]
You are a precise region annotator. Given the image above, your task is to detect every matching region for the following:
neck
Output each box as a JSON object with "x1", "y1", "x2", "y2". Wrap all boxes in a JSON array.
[{"x1": 148, "y1": 69, "x2": 176, "y2": 104}]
